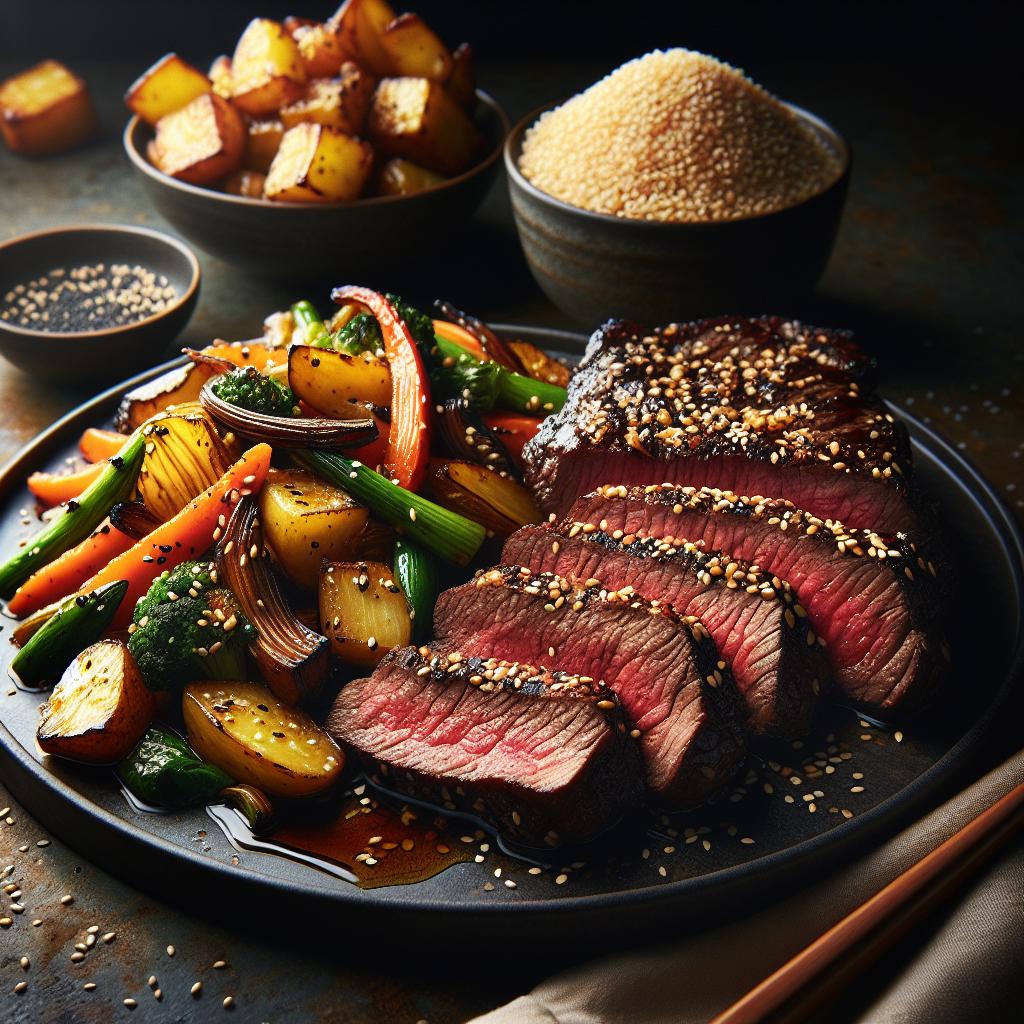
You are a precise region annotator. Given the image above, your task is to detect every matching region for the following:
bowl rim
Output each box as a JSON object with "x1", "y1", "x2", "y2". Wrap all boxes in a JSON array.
[
  {"x1": 0, "y1": 223, "x2": 201, "y2": 343},
  {"x1": 124, "y1": 88, "x2": 510, "y2": 212},
  {"x1": 504, "y1": 98, "x2": 851, "y2": 230}
]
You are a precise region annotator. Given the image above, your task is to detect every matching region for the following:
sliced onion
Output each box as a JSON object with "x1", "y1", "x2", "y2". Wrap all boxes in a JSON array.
[
  {"x1": 199, "y1": 379, "x2": 378, "y2": 450},
  {"x1": 108, "y1": 501, "x2": 161, "y2": 541},
  {"x1": 437, "y1": 398, "x2": 522, "y2": 481},
  {"x1": 434, "y1": 300, "x2": 524, "y2": 373},
  {"x1": 183, "y1": 347, "x2": 238, "y2": 374},
  {"x1": 217, "y1": 498, "x2": 329, "y2": 705}
]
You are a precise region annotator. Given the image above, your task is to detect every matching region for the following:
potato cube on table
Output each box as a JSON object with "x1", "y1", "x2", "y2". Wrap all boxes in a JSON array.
[{"x1": 0, "y1": 60, "x2": 98, "y2": 157}]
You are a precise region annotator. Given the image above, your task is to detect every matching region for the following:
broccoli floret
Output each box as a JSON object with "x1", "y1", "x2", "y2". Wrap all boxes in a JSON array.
[
  {"x1": 210, "y1": 366, "x2": 296, "y2": 418},
  {"x1": 330, "y1": 293, "x2": 435, "y2": 354},
  {"x1": 431, "y1": 353, "x2": 502, "y2": 409},
  {"x1": 127, "y1": 560, "x2": 254, "y2": 691}
]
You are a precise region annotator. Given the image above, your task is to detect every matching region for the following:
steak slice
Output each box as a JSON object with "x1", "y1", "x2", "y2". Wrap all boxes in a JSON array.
[
  {"x1": 327, "y1": 646, "x2": 643, "y2": 848},
  {"x1": 524, "y1": 316, "x2": 917, "y2": 534},
  {"x1": 433, "y1": 567, "x2": 747, "y2": 809},
  {"x1": 568, "y1": 485, "x2": 949, "y2": 710},
  {"x1": 502, "y1": 523, "x2": 827, "y2": 738}
]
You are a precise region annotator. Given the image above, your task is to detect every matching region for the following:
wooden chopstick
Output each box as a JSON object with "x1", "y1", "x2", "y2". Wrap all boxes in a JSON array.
[{"x1": 709, "y1": 780, "x2": 1024, "y2": 1024}]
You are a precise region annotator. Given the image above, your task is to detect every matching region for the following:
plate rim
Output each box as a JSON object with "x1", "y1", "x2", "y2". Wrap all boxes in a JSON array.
[{"x1": 1, "y1": 324, "x2": 1021, "y2": 919}]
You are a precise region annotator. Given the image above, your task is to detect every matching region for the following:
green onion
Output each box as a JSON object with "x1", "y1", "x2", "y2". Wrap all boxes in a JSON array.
[
  {"x1": 290, "y1": 300, "x2": 331, "y2": 348},
  {"x1": 393, "y1": 537, "x2": 439, "y2": 641}
]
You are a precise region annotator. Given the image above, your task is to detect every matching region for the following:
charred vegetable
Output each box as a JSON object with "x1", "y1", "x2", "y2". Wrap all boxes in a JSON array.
[
  {"x1": 0, "y1": 433, "x2": 145, "y2": 599},
  {"x1": 108, "y1": 501, "x2": 162, "y2": 541},
  {"x1": 508, "y1": 339, "x2": 572, "y2": 387},
  {"x1": 436, "y1": 398, "x2": 522, "y2": 480},
  {"x1": 428, "y1": 460, "x2": 541, "y2": 536},
  {"x1": 319, "y1": 559, "x2": 412, "y2": 668},
  {"x1": 209, "y1": 365, "x2": 297, "y2": 417},
  {"x1": 118, "y1": 727, "x2": 232, "y2": 809},
  {"x1": 115, "y1": 361, "x2": 217, "y2": 432},
  {"x1": 393, "y1": 537, "x2": 438, "y2": 642},
  {"x1": 37, "y1": 641, "x2": 156, "y2": 765},
  {"x1": 127, "y1": 560, "x2": 254, "y2": 691},
  {"x1": 11, "y1": 581, "x2": 128, "y2": 688},
  {"x1": 218, "y1": 499, "x2": 329, "y2": 704},
  {"x1": 183, "y1": 681, "x2": 343, "y2": 797},
  {"x1": 328, "y1": 292, "x2": 435, "y2": 355},
  {"x1": 288, "y1": 344, "x2": 392, "y2": 412},
  {"x1": 434, "y1": 300, "x2": 522, "y2": 372}
]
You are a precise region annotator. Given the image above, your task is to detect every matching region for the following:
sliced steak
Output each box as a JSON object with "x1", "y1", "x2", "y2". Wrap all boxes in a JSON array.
[
  {"x1": 524, "y1": 316, "x2": 917, "y2": 534},
  {"x1": 502, "y1": 524, "x2": 826, "y2": 738},
  {"x1": 433, "y1": 567, "x2": 747, "y2": 809},
  {"x1": 327, "y1": 646, "x2": 643, "y2": 847},
  {"x1": 568, "y1": 485, "x2": 949, "y2": 710}
]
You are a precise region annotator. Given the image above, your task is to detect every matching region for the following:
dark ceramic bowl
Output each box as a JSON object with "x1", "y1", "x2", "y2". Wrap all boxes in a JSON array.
[
  {"x1": 0, "y1": 224, "x2": 200, "y2": 387},
  {"x1": 124, "y1": 90, "x2": 509, "y2": 279},
  {"x1": 505, "y1": 101, "x2": 851, "y2": 326}
]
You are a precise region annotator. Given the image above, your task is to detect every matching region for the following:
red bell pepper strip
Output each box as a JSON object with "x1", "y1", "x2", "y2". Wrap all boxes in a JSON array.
[
  {"x1": 330, "y1": 286, "x2": 430, "y2": 492},
  {"x1": 480, "y1": 411, "x2": 543, "y2": 467}
]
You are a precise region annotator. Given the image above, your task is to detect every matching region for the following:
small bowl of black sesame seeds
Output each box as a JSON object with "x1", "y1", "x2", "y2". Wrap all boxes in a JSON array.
[{"x1": 0, "y1": 223, "x2": 200, "y2": 387}]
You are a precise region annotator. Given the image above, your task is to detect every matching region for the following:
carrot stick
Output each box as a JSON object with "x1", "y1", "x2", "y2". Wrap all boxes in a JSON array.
[
  {"x1": 432, "y1": 318, "x2": 488, "y2": 359},
  {"x1": 6, "y1": 518, "x2": 140, "y2": 617},
  {"x1": 80, "y1": 444, "x2": 273, "y2": 628},
  {"x1": 28, "y1": 462, "x2": 105, "y2": 506},
  {"x1": 79, "y1": 428, "x2": 128, "y2": 463}
]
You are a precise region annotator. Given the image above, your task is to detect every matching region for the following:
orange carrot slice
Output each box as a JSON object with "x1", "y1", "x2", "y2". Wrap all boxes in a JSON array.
[
  {"x1": 432, "y1": 318, "x2": 488, "y2": 359},
  {"x1": 28, "y1": 462, "x2": 105, "y2": 506},
  {"x1": 80, "y1": 428, "x2": 128, "y2": 463}
]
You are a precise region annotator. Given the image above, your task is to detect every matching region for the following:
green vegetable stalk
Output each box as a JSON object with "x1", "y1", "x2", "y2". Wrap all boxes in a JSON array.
[
  {"x1": 393, "y1": 537, "x2": 439, "y2": 641},
  {"x1": 290, "y1": 300, "x2": 331, "y2": 348},
  {"x1": 118, "y1": 727, "x2": 232, "y2": 809}
]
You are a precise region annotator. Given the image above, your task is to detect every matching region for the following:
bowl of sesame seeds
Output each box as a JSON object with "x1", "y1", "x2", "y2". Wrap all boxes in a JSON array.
[
  {"x1": 505, "y1": 49, "x2": 850, "y2": 326},
  {"x1": 0, "y1": 223, "x2": 200, "y2": 386}
]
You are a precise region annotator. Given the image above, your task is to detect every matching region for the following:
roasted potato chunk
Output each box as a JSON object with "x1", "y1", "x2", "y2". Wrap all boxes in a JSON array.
[
  {"x1": 125, "y1": 53, "x2": 211, "y2": 125},
  {"x1": 208, "y1": 55, "x2": 234, "y2": 98},
  {"x1": 264, "y1": 122, "x2": 373, "y2": 203},
  {"x1": 333, "y1": 0, "x2": 396, "y2": 76},
  {"x1": 224, "y1": 168, "x2": 267, "y2": 197},
  {"x1": 37, "y1": 641, "x2": 155, "y2": 765},
  {"x1": 183, "y1": 680, "x2": 343, "y2": 797},
  {"x1": 288, "y1": 344, "x2": 391, "y2": 414},
  {"x1": 230, "y1": 18, "x2": 306, "y2": 116},
  {"x1": 369, "y1": 76, "x2": 483, "y2": 176},
  {"x1": 260, "y1": 468, "x2": 369, "y2": 589},
  {"x1": 446, "y1": 42, "x2": 476, "y2": 111},
  {"x1": 294, "y1": 21, "x2": 350, "y2": 77},
  {"x1": 243, "y1": 119, "x2": 284, "y2": 173},
  {"x1": 380, "y1": 13, "x2": 452, "y2": 81},
  {"x1": 0, "y1": 60, "x2": 98, "y2": 157},
  {"x1": 280, "y1": 64, "x2": 374, "y2": 135},
  {"x1": 150, "y1": 92, "x2": 245, "y2": 186},
  {"x1": 376, "y1": 157, "x2": 444, "y2": 196}
]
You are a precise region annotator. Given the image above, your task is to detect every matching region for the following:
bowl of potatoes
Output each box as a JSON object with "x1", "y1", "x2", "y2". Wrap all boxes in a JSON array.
[{"x1": 122, "y1": 2, "x2": 507, "y2": 278}]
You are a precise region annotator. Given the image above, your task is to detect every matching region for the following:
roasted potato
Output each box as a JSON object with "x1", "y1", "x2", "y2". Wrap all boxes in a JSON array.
[
  {"x1": 243, "y1": 119, "x2": 284, "y2": 173},
  {"x1": 208, "y1": 55, "x2": 234, "y2": 98},
  {"x1": 280, "y1": 64, "x2": 374, "y2": 135},
  {"x1": 428, "y1": 459, "x2": 542, "y2": 536},
  {"x1": 114, "y1": 361, "x2": 218, "y2": 433},
  {"x1": 379, "y1": 13, "x2": 452, "y2": 81},
  {"x1": 508, "y1": 340, "x2": 572, "y2": 387},
  {"x1": 125, "y1": 53, "x2": 211, "y2": 125},
  {"x1": 150, "y1": 92, "x2": 245, "y2": 186},
  {"x1": 230, "y1": 18, "x2": 306, "y2": 116},
  {"x1": 183, "y1": 680, "x2": 343, "y2": 797},
  {"x1": 224, "y1": 169, "x2": 267, "y2": 197},
  {"x1": 369, "y1": 76, "x2": 483, "y2": 175},
  {"x1": 320, "y1": 559, "x2": 411, "y2": 668},
  {"x1": 259, "y1": 468, "x2": 369, "y2": 589},
  {"x1": 288, "y1": 344, "x2": 391, "y2": 413},
  {"x1": 293, "y1": 20, "x2": 350, "y2": 77},
  {"x1": 334, "y1": 0, "x2": 396, "y2": 76},
  {"x1": 0, "y1": 60, "x2": 98, "y2": 157},
  {"x1": 264, "y1": 122, "x2": 373, "y2": 203},
  {"x1": 37, "y1": 641, "x2": 155, "y2": 765},
  {"x1": 446, "y1": 42, "x2": 476, "y2": 110},
  {"x1": 375, "y1": 157, "x2": 444, "y2": 196}
]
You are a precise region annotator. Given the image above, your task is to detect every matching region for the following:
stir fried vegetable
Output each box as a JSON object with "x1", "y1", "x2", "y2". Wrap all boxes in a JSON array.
[
  {"x1": 393, "y1": 537, "x2": 438, "y2": 642},
  {"x1": 119, "y1": 727, "x2": 232, "y2": 809},
  {"x1": 127, "y1": 560, "x2": 254, "y2": 691},
  {"x1": 209, "y1": 365, "x2": 297, "y2": 417},
  {"x1": 290, "y1": 299, "x2": 331, "y2": 348}
]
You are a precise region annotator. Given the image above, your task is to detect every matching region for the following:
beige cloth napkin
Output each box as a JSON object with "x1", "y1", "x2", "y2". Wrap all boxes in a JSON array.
[{"x1": 470, "y1": 750, "x2": 1024, "y2": 1024}]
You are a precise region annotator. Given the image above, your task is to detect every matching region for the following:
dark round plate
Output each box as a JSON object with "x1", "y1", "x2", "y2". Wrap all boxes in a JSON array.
[{"x1": 1, "y1": 326, "x2": 1021, "y2": 951}]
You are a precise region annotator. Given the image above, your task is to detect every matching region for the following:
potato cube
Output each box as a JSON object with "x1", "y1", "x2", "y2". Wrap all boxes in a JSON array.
[
  {"x1": 243, "y1": 119, "x2": 284, "y2": 172},
  {"x1": 223, "y1": 169, "x2": 267, "y2": 198},
  {"x1": 208, "y1": 55, "x2": 234, "y2": 98},
  {"x1": 376, "y1": 157, "x2": 444, "y2": 196},
  {"x1": 230, "y1": 18, "x2": 306, "y2": 117},
  {"x1": 294, "y1": 21, "x2": 350, "y2": 78},
  {"x1": 379, "y1": 13, "x2": 452, "y2": 81},
  {"x1": 280, "y1": 64, "x2": 374, "y2": 135},
  {"x1": 125, "y1": 53, "x2": 211, "y2": 125},
  {"x1": 333, "y1": 0, "x2": 396, "y2": 76},
  {"x1": 0, "y1": 60, "x2": 98, "y2": 157},
  {"x1": 264, "y1": 122, "x2": 373, "y2": 202},
  {"x1": 150, "y1": 93, "x2": 245, "y2": 186},
  {"x1": 369, "y1": 76, "x2": 483, "y2": 176},
  {"x1": 446, "y1": 42, "x2": 476, "y2": 111}
]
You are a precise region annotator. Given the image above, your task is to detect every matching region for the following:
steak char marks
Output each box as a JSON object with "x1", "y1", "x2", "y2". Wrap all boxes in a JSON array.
[
  {"x1": 503, "y1": 523, "x2": 828, "y2": 738},
  {"x1": 524, "y1": 316, "x2": 917, "y2": 534},
  {"x1": 570, "y1": 485, "x2": 949, "y2": 710},
  {"x1": 327, "y1": 646, "x2": 643, "y2": 848},
  {"x1": 434, "y1": 567, "x2": 747, "y2": 809}
]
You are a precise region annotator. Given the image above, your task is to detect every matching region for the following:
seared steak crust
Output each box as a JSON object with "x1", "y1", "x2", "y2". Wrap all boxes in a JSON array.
[
  {"x1": 327, "y1": 645, "x2": 643, "y2": 847},
  {"x1": 524, "y1": 316, "x2": 916, "y2": 532}
]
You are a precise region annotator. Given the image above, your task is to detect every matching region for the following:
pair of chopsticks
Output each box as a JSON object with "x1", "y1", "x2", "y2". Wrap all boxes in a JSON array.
[{"x1": 710, "y1": 780, "x2": 1024, "y2": 1024}]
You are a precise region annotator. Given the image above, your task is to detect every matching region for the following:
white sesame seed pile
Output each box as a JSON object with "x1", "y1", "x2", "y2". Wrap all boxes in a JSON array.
[{"x1": 519, "y1": 49, "x2": 844, "y2": 223}]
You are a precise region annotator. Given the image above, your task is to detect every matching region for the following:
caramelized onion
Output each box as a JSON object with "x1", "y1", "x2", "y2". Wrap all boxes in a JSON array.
[
  {"x1": 108, "y1": 501, "x2": 161, "y2": 541},
  {"x1": 434, "y1": 300, "x2": 523, "y2": 373},
  {"x1": 436, "y1": 398, "x2": 522, "y2": 481},
  {"x1": 217, "y1": 499, "x2": 329, "y2": 704}
]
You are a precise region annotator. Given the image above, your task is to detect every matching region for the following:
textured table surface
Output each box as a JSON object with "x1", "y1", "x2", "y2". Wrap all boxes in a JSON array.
[{"x1": 1, "y1": 55, "x2": 1021, "y2": 1023}]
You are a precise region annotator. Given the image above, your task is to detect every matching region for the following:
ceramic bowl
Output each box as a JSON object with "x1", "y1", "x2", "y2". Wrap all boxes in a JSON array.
[
  {"x1": 505, "y1": 101, "x2": 851, "y2": 326},
  {"x1": 124, "y1": 90, "x2": 509, "y2": 279},
  {"x1": 0, "y1": 224, "x2": 200, "y2": 386}
]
